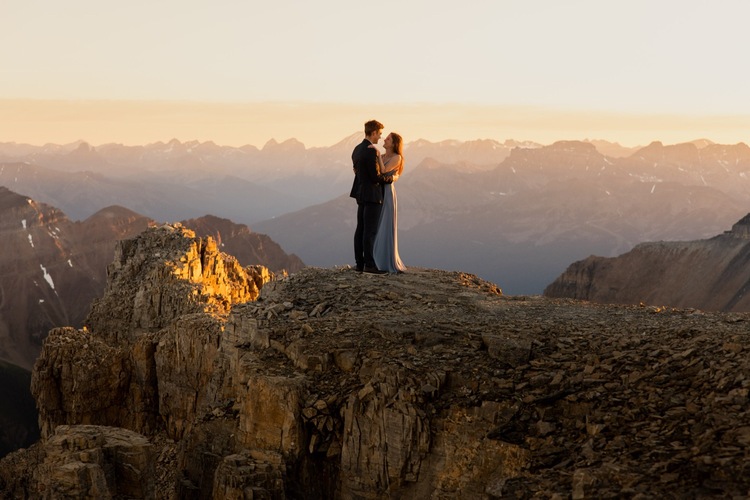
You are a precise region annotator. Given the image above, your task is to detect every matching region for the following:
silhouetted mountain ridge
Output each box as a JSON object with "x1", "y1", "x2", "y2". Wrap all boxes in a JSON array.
[{"x1": 544, "y1": 213, "x2": 750, "y2": 311}]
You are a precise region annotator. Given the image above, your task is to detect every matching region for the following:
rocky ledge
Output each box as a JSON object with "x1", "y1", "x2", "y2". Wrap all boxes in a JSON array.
[{"x1": 2, "y1": 225, "x2": 750, "y2": 498}]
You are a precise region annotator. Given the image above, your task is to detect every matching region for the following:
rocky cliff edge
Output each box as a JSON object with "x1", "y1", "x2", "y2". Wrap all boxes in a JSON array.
[{"x1": 2, "y1": 225, "x2": 750, "y2": 498}]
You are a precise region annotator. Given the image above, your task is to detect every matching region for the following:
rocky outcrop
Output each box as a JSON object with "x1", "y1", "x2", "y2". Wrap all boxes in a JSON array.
[
  {"x1": 0, "y1": 186, "x2": 303, "y2": 372},
  {"x1": 85, "y1": 223, "x2": 267, "y2": 342},
  {"x1": 0, "y1": 189, "x2": 303, "y2": 460},
  {"x1": 31, "y1": 224, "x2": 271, "y2": 439},
  {"x1": 544, "y1": 213, "x2": 750, "y2": 311},
  {"x1": 0, "y1": 425, "x2": 155, "y2": 499},
  {"x1": 181, "y1": 214, "x2": 305, "y2": 275},
  {"x1": 4, "y1": 225, "x2": 750, "y2": 497}
]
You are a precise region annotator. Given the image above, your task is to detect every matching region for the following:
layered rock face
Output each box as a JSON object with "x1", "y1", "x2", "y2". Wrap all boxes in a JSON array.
[
  {"x1": 1, "y1": 225, "x2": 273, "y2": 497},
  {"x1": 545, "y1": 213, "x2": 750, "y2": 311},
  {"x1": 32, "y1": 225, "x2": 270, "y2": 439},
  {"x1": 4, "y1": 226, "x2": 750, "y2": 497}
]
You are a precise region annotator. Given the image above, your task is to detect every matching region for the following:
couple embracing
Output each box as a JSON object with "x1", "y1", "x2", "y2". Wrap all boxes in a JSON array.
[{"x1": 350, "y1": 119, "x2": 407, "y2": 275}]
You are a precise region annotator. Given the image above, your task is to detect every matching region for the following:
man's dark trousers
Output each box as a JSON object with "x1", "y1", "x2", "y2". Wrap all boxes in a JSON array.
[{"x1": 355, "y1": 201, "x2": 382, "y2": 269}]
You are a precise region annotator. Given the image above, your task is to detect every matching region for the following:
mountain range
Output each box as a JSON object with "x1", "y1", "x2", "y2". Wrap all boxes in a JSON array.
[
  {"x1": 0, "y1": 135, "x2": 539, "y2": 223},
  {"x1": 254, "y1": 139, "x2": 750, "y2": 294},
  {"x1": 3, "y1": 136, "x2": 747, "y2": 295}
]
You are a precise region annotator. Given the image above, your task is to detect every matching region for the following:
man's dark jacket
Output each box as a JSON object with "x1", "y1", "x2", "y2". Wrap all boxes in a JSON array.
[{"x1": 350, "y1": 139, "x2": 383, "y2": 204}]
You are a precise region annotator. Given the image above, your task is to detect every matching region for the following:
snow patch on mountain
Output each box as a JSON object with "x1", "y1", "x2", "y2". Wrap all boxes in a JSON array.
[{"x1": 40, "y1": 264, "x2": 55, "y2": 290}]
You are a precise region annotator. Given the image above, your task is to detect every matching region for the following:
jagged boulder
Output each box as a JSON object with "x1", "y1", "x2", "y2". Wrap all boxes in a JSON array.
[{"x1": 85, "y1": 223, "x2": 265, "y2": 343}]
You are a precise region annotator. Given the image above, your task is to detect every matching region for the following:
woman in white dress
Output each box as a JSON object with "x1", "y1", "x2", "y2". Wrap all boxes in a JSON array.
[{"x1": 372, "y1": 132, "x2": 407, "y2": 273}]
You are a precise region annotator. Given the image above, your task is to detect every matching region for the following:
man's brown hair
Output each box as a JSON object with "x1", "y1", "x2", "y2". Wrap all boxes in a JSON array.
[{"x1": 364, "y1": 120, "x2": 384, "y2": 136}]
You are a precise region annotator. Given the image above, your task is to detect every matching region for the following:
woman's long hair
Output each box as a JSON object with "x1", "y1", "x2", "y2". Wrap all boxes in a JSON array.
[{"x1": 390, "y1": 132, "x2": 404, "y2": 176}]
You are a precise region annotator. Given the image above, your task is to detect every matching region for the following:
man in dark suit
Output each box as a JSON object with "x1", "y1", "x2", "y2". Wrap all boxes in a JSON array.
[{"x1": 350, "y1": 119, "x2": 387, "y2": 274}]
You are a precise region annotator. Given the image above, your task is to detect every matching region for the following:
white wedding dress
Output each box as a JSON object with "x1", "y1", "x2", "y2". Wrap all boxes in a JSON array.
[{"x1": 373, "y1": 158, "x2": 406, "y2": 273}]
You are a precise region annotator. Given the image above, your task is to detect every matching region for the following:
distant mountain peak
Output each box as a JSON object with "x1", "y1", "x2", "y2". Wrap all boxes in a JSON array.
[
  {"x1": 690, "y1": 138, "x2": 715, "y2": 149},
  {"x1": 549, "y1": 140, "x2": 598, "y2": 151},
  {"x1": 86, "y1": 205, "x2": 145, "y2": 220},
  {"x1": 262, "y1": 137, "x2": 305, "y2": 152},
  {"x1": 331, "y1": 132, "x2": 363, "y2": 149}
]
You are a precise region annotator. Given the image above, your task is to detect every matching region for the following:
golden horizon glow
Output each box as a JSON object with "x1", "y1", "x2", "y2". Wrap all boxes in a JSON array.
[
  {"x1": 3, "y1": 1, "x2": 750, "y2": 150},
  {"x1": 1, "y1": 99, "x2": 749, "y2": 149}
]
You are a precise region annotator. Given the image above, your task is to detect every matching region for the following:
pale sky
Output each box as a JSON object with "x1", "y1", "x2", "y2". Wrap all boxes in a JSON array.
[{"x1": 2, "y1": 0, "x2": 750, "y2": 148}]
